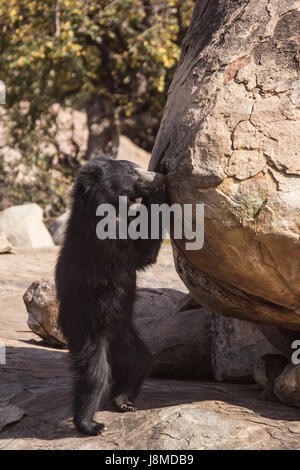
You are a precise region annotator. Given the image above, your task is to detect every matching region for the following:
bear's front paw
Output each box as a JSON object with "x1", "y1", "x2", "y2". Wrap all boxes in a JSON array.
[
  {"x1": 113, "y1": 396, "x2": 136, "y2": 412},
  {"x1": 119, "y1": 402, "x2": 136, "y2": 412}
]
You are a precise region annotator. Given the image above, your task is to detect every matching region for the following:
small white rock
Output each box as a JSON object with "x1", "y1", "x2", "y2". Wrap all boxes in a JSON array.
[{"x1": 0, "y1": 203, "x2": 54, "y2": 248}]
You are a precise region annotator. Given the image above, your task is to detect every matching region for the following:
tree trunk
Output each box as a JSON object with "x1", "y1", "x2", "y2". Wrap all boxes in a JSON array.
[
  {"x1": 86, "y1": 96, "x2": 120, "y2": 159},
  {"x1": 150, "y1": 0, "x2": 300, "y2": 329}
]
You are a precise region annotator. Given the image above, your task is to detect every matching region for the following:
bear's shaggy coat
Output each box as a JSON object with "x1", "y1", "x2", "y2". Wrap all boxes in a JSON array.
[{"x1": 56, "y1": 156, "x2": 165, "y2": 435}]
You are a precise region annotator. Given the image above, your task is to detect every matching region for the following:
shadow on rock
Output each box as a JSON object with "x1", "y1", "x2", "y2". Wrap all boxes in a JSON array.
[{"x1": 1, "y1": 341, "x2": 300, "y2": 450}]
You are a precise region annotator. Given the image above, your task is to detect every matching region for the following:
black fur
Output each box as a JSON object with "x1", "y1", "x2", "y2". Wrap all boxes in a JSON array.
[{"x1": 55, "y1": 156, "x2": 166, "y2": 435}]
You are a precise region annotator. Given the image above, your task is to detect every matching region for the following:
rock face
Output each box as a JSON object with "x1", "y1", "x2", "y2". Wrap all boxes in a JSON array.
[
  {"x1": 0, "y1": 405, "x2": 25, "y2": 432},
  {"x1": 24, "y1": 279, "x2": 65, "y2": 347},
  {"x1": 150, "y1": 0, "x2": 300, "y2": 330},
  {"x1": 253, "y1": 354, "x2": 289, "y2": 401},
  {"x1": 0, "y1": 203, "x2": 54, "y2": 248},
  {"x1": 49, "y1": 212, "x2": 69, "y2": 246},
  {"x1": 23, "y1": 280, "x2": 212, "y2": 378},
  {"x1": 117, "y1": 135, "x2": 150, "y2": 169},
  {"x1": 211, "y1": 315, "x2": 290, "y2": 382},
  {"x1": 275, "y1": 364, "x2": 300, "y2": 408},
  {"x1": 0, "y1": 232, "x2": 12, "y2": 254},
  {"x1": 135, "y1": 288, "x2": 212, "y2": 378}
]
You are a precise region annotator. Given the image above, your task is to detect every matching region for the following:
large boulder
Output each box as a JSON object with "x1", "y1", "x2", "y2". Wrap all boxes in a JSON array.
[
  {"x1": 0, "y1": 203, "x2": 54, "y2": 248},
  {"x1": 23, "y1": 280, "x2": 212, "y2": 379},
  {"x1": 150, "y1": 0, "x2": 300, "y2": 330}
]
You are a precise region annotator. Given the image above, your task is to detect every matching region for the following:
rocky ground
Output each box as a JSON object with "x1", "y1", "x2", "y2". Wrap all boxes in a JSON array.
[{"x1": 1, "y1": 245, "x2": 300, "y2": 449}]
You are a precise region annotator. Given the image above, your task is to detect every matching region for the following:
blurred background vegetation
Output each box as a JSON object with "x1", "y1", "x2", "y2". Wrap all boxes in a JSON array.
[{"x1": 0, "y1": 0, "x2": 194, "y2": 221}]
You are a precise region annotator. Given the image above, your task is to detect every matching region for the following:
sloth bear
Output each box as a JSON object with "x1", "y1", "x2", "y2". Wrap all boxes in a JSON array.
[{"x1": 55, "y1": 156, "x2": 165, "y2": 435}]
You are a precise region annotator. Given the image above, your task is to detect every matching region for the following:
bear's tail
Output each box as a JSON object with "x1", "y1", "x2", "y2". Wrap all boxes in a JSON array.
[{"x1": 71, "y1": 336, "x2": 111, "y2": 436}]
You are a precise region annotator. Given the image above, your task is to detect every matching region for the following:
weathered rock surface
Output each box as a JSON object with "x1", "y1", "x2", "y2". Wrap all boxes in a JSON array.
[
  {"x1": 49, "y1": 212, "x2": 69, "y2": 246},
  {"x1": 253, "y1": 354, "x2": 289, "y2": 401},
  {"x1": 24, "y1": 279, "x2": 65, "y2": 347},
  {"x1": 0, "y1": 232, "x2": 12, "y2": 254},
  {"x1": 135, "y1": 289, "x2": 212, "y2": 378},
  {"x1": 150, "y1": 0, "x2": 300, "y2": 330},
  {"x1": 0, "y1": 404, "x2": 25, "y2": 432},
  {"x1": 117, "y1": 135, "x2": 150, "y2": 169},
  {"x1": 1, "y1": 339, "x2": 300, "y2": 449},
  {"x1": 211, "y1": 315, "x2": 292, "y2": 382},
  {"x1": 2, "y1": 246, "x2": 300, "y2": 449},
  {"x1": 0, "y1": 203, "x2": 54, "y2": 248},
  {"x1": 24, "y1": 279, "x2": 212, "y2": 378},
  {"x1": 275, "y1": 364, "x2": 300, "y2": 408}
]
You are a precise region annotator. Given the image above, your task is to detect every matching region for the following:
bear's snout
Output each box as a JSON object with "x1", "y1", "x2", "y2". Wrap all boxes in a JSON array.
[{"x1": 135, "y1": 168, "x2": 165, "y2": 187}]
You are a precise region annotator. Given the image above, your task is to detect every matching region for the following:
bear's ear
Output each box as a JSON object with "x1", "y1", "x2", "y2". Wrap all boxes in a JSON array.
[
  {"x1": 77, "y1": 165, "x2": 103, "y2": 195},
  {"x1": 77, "y1": 176, "x2": 92, "y2": 196}
]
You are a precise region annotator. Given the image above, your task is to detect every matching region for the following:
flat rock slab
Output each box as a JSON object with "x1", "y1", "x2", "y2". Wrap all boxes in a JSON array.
[
  {"x1": 1, "y1": 339, "x2": 300, "y2": 450},
  {"x1": 1, "y1": 246, "x2": 300, "y2": 449}
]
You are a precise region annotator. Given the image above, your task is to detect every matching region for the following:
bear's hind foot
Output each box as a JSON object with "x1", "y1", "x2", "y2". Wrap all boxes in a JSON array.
[
  {"x1": 74, "y1": 418, "x2": 105, "y2": 436},
  {"x1": 113, "y1": 395, "x2": 136, "y2": 412}
]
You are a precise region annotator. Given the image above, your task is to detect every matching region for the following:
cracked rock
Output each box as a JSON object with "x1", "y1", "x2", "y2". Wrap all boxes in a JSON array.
[{"x1": 150, "y1": 0, "x2": 300, "y2": 330}]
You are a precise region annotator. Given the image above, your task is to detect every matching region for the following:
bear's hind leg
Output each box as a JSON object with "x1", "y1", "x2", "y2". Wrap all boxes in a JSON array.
[
  {"x1": 111, "y1": 326, "x2": 151, "y2": 412},
  {"x1": 71, "y1": 337, "x2": 111, "y2": 435}
]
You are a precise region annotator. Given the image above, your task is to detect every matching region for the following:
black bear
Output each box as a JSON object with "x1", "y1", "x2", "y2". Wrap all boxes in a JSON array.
[{"x1": 55, "y1": 156, "x2": 165, "y2": 435}]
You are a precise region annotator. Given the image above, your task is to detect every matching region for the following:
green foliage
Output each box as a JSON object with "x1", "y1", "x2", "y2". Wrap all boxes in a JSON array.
[
  {"x1": 0, "y1": 0, "x2": 194, "y2": 131},
  {"x1": 0, "y1": 0, "x2": 194, "y2": 217}
]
